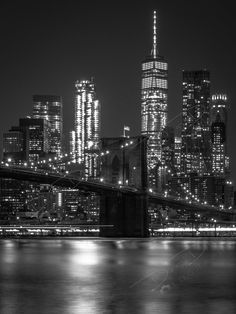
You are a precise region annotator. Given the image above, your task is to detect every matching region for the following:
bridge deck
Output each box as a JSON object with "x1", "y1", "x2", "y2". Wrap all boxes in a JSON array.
[{"x1": 0, "y1": 166, "x2": 234, "y2": 216}]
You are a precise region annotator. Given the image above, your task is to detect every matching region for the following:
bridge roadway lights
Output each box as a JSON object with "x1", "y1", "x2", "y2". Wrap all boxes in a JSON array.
[{"x1": 99, "y1": 190, "x2": 149, "y2": 237}]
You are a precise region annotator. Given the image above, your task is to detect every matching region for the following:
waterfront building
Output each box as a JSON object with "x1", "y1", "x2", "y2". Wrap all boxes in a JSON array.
[
  {"x1": 181, "y1": 70, "x2": 211, "y2": 176},
  {"x1": 56, "y1": 189, "x2": 82, "y2": 221},
  {"x1": 56, "y1": 189, "x2": 99, "y2": 223},
  {"x1": 141, "y1": 11, "x2": 168, "y2": 190},
  {"x1": 74, "y1": 78, "x2": 101, "y2": 179},
  {"x1": 32, "y1": 95, "x2": 63, "y2": 156},
  {"x1": 0, "y1": 178, "x2": 29, "y2": 221},
  {"x1": 224, "y1": 180, "x2": 234, "y2": 209}
]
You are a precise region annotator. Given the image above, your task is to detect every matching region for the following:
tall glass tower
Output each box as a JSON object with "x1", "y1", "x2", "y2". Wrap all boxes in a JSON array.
[
  {"x1": 32, "y1": 95, "x2": 63, "y2": 156},
  {"x1": 74, "y1": 78, "x2": 101, "y2": 179},
  {"x1": 181, "y1": 70, "x2": 211, "y2": 176},
  {"x1": 141, "y1": 11, "x2": 168, "y2": 189},
  {"x1": 211, "y1": 94, "x2": 229, "y2": 176}
]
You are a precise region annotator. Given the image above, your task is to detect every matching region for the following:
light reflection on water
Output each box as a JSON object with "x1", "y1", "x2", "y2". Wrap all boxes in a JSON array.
[{"x1": 0, "y1": 238, "x2": 236, "y2": 314}]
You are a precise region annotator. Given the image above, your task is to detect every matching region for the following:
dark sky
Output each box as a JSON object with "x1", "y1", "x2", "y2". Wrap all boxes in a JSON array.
[{"x1": 0, "y1": 0, "x2": 236, "y2": 182}]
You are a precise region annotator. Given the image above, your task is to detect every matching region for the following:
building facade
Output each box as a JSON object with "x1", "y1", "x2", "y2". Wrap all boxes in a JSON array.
[
  {"x1": 174, "y1": 137, "x2": 182, "y2": 174},
  {"x1": 1, "y1": 117, "x2": 51, "y2": 222},
  {"x1": 32, "y1": 95, "x2": 63, "y2": 156},
  {"x1": 19, "y1": 118, "x2": 50, "y2": 162},
  {"x1": 181, "y1": 70, "x2": 211, "y2": 176},
  {"x1": 2, "y1": 130, "x2": 25, "y2": 164},
  {"x1": 69, "y1": 130, "x2": 76, "y2": 162},
  {"x1": 211, "y1": 94, "x2": 229, "y2": 177},
  {"x1": 3, "y1": 118, "x2": 50, "y2": 163},
  {"x1": 210, "y1": 94, "x2": 233, "y2": 209},
  {"x1": 74, "y1": 78, "x2": 101, "y2": 179},
  {"x1": 141, "y1": 11, "x2": 168, "y2": 190}
]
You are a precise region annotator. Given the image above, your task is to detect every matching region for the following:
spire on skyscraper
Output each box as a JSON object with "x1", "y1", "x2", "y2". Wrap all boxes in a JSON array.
[
  {"x1": 141, "y1": 11, "x2": 168, "y2": 190},
  {"x1": 152, "y1": 10, "x2": 157, "y2": 58}
]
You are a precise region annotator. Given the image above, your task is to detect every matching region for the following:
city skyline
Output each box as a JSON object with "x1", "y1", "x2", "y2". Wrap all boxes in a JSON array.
[{"x1": 0, "y1": 1, "x2": 236, "y2": 181}]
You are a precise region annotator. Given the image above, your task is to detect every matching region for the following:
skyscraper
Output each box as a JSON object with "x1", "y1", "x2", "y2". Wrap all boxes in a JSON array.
[
  {"x1": 211, "y1": 94, "x2": 229, "y2": 176},
  {"x1": 2, "y1": 118, "x2": 50, "y2": 163},
  {"x1": 1, "y1": 117, "x2": 50, "y2": 222},
  {"x1": 74, "y1": 78, "x2": 101, "y2": 179},
  {"x1": 69, "y1": 130, "x2": 76, "y2": 162},
  {"x1": 181, "y1": 70, "x2": 211, "y2": 176},
  {"x1": 32, "y1": 95, "x2": 63, "y2": 156},
  {"x1": 210, "y1": 94, "x2": 233, "y2": 209},
  {"x1": 174, "y1": 136, "x2": 182, "y2": 174},
  {"x1": 19, "y1": 118, "x2": 50, "y2": 162},
  {"x1": 141, "y1": 11, "x2": 168, "y2": 189},
  {"x1": 161, "y1": 126, "x2": 175, "y2": 169},
  {"x1": 2, "y1": 130, "x2": 24, "y2": 164}
]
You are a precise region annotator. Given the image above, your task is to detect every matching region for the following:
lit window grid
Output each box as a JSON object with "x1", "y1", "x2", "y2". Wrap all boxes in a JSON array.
[
  {"x1": 142, "y1": 61, "x2": 167, "y2": 71},
  {"x1": 181, "y1": 75, "x2": 211, "y2": 175},
  {"x1": 3, "y1": 132, "x2": 24, "y2": 153},
  {"x1": 141, "y1": 100, "x2": 167, "y2": 134},
  {"x1": 142, "y1": 77, "x2": 167, "y2": 89},
  {"x1": 74, "y1": 80, "x2": 101, "y2": 177},
  {"x1": 33, "y1": 99, "x2": 63, "y2": 155}
]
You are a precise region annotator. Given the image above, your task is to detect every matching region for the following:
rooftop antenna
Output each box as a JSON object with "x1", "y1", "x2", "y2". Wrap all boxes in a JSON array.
[{"x1": 153, "y1": 10, "x2": 157, "y2": 58}]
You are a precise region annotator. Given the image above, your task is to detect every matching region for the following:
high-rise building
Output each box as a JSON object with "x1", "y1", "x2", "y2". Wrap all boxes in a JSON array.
[
  {"x1": 1, "y1": 117, "x2": 50, "y2": 221},
  {"x1": 32, "y1": 95, "x2": 63, "y2": 156},
  {"x1": 19, "y1": 118, "x2": 50, "y2": 162},
  {"x1": 181, "y1": 70, "x2": 211, "y2": 176},
  {"x1": 210, "y1": 94, "x2": 233, "y2": 210},
  {"x1": 2, "y1": 118, "x2": 49, "y2": 163},
  {"x1": 69, "y1": 130, "x2": 76, "y2": 162},
  {"x1": 161, "y1": 126, "x2": 174, "y2": 169},
  {"x1": 161, "y1": 126, "x2": 175, "y2": 191},
  {"x1": 2, "y1": 130, "x2": 25, "y2": 164},
  {"x1": 74, "y1": 78, "x2": 101, "y2": 179},
  {"x1": 141, "y1": 11, "x2": 168, "y2": 189},
  {"x1": 0, "y1": 178, "x2": 27, "y2": 221},
  {"x1": 174, "y1": 137, "x2": 182, "y2": 174},
  {"x1": 211, "y1": 94, "x2": 229, "y2": 176}
]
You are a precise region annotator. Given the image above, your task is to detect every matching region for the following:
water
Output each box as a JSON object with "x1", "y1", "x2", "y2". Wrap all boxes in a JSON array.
[{"x1": 0, "y1": 238, "x2": 236, "y2": 314}]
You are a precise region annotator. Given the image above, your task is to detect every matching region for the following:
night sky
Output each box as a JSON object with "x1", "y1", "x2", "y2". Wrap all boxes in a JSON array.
[{"x1": 0, "y1": 0, "x2": 236, "y2": 182}]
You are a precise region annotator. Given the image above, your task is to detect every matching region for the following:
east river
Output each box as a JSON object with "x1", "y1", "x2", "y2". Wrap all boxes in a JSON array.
[{"x1": 0, "y1": 238, "x2": 236, "y2": 314}]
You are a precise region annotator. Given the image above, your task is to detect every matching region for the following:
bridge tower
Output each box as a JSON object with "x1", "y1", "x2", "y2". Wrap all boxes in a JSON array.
[{"x1": 99, "y1": 136, "x2": 149, "y2": 237}]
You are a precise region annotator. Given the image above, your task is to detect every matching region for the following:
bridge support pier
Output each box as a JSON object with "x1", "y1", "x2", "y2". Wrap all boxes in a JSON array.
[{"x1": 99, "y1": 191, "x2": 149, "y2": 237}]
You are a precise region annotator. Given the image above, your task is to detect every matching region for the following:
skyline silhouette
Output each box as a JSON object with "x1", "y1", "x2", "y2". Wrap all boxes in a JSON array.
[{"x1": 0, "y1": 0, "x2": 236, "y2": 182}]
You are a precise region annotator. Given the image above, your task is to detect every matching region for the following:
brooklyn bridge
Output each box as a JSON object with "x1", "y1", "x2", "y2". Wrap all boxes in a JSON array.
[{"x1": 0, "y1": 155, "x2": 234, "y2": 237}]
